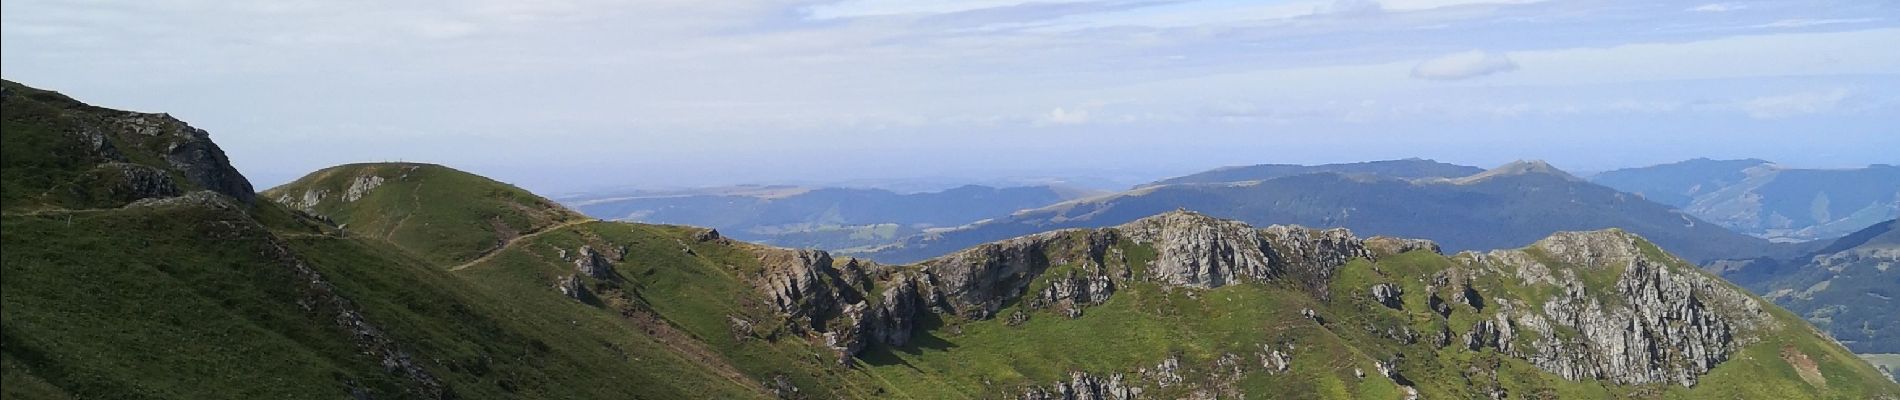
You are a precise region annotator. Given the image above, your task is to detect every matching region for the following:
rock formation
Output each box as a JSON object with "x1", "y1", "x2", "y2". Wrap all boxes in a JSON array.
[{"x1": 1460, "y1": 229, "x2": 1777, "y2": 387}]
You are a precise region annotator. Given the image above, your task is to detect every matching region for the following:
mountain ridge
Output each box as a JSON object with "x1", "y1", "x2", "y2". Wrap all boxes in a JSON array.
[
  {"x1": 4, "y1": 80, "x2": 1895, "y2": 399},
  {"x1": 1592, "y1": 158, "x2": 1899, "y2": 242},
  {"x1": 863, "y1": 161, "x2": 1792, "y2": 265}
]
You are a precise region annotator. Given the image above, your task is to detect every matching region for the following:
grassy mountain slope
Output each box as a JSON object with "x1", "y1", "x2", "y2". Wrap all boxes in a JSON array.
[
  {"x1": 1591, "y1": 158, "x2": 1772, "y2": 208},
  {"x1": 1593, "y1": 159, "x2": 1900, "y2": 242},
  {"x1": 5, "y1": 80, "x2": 1893, "y2": 398},
  {"x1": 1709, "y1": 219, "x2": 1900, "y2": 367},
  {"x1": 865, "y1": 161, "x2": 1787, "y2": 265},
  {"x1": 1, "y1": 79, "x2": 253, "y2": 211},
  {"x1": 562, "y1": 184, "x2": 1083, "y2": 250},
  {"x1": 852, "y1": 224, "x2": 1897, "y2": 398},
  {"x1": 262, "y1": 163, "x2": 586, "y2": 265},
  {"x1": 1139, "y1": 158, "x2": 1485, "y2": 188}
]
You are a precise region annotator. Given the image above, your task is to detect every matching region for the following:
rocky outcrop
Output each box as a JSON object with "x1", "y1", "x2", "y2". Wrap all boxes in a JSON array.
[
  {"x1": 1366, "y1": 236, "x2": 1441, "y2": 258},
  {"x1": 1021, "y1": 372, "x2": 1141, "y2": 400},
  {"x1": 2, "y1": 81, "x2": 256, "y2": 207},
  {"x1": 750, "y1": 248, "x2": 925, "y2": 364},
  {"x1": 1118, "y1": 212, "x2": 1278, "y2": 288},
  {"x1": 117, "y1": 112, "x2": 256, "y2": 204},
  {"x1": 1031, "y1": 269, "x2": 1115, "y2": 318},
  {"x1": 1371, "y1": 283, "x2": 1403, "y2": 309},
  {"x1": 920, "y1": 232, "x2": 1061, "y2": 319},
  {"x1": 89, "y1": 162, "x2": 183, "y2": 202},
  {"x1": 343, "y1": 174, "x2": 385, "y2": 202},
  {"x1": 754, "y1": 210, "x2": 1784, "y2": 389},
  {"x1": 573, "y1": 245, "x2": 616, "y2": 279},
  {"x1": 555, "y1": 275, "x2": 589, "y2": 301},
  {"x1": 1462, "y1": 229, "x2": 1777, "y2": 387}
]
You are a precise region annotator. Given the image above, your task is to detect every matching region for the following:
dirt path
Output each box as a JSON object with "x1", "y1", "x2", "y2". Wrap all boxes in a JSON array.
[
  {"x1": 447, "y1": 219, "x2": 595, "y2": 271},
  {"x1": 384, "y1": 185, "x2": 424, "y2": 241}
]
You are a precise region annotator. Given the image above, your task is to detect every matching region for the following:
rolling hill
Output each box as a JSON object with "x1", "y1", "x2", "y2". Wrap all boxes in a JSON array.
[
  {"x1": 263, "y1": 163, "x2": 587, "y2": 265},
  {"x1": 5, "y1": 80, "x2": 1895, "y2": 399},
  {"x1": 1139, "y1": 158, "x2": 1485, "y2": 188},
  {"x1": 1593, "y1": 158, "x2": 1900, "y2": 242},
  {"x1": 864, "y1": 160, "x2": 1792, "y2": 265},
  {"x1": 561, "y1": 184, "x2": 1091, "y2": 250},
  {"x1": 1706, "y1": 219, "x2": 1900, "y2": 380}
]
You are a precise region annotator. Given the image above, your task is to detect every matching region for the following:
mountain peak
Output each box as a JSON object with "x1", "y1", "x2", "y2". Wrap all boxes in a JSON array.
[{"x1": 1455, "y1": 159, "x2": 1582, "y2": 184}]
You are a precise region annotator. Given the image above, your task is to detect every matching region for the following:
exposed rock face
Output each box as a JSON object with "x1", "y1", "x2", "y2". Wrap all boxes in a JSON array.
[
  {"x1": 1371, "y1": 283, "x2": 1404, "y2": 309},
  {"x1": 744, "y1": 211, "x2": 1780, "y2": 392},
  {"x1": 343, "y1": 174, "x2": 385, "y2": 202},
  {"x1": 913, "y1": 211, "x2": 1390, "y2": 324},
  {"x1": 2, "y1": 82, "x2": 256, "y2": 207},
  {"x1": 1032, "y1": 270, "x2": 1114, "y2": 318},
  {"x1": 1464, "y1": 318, "x2": 1506, "y2": 351},
  {"x1": 92, "y1": 162, "x2": 182, "y2": 201},
  {"x1": 555, "y1": 275, "x2": 589, "y2": 301},
  {"x1": 758, "y1": 249, "x2": 851, "y2": 330},
  {"x1": 921, "y1": 232, "x2": 1060, "y2": 319},
  {"x1": 1118, "y1": 212, "x2": 1277, "y2": 288},
  {"x1": 751, "y1": 248, "x2": 914, "y2": 364},
  {"x1": 1257, "y1": 343, "x2": 1292, "y2": 373},
  {"x1": 573, "y1": 245, "x2": 616, "y2": 279},
  {"x1": 694, "y1": 228, "x2": 724, "y2": 242},
  {"x1": 119, "y1": 112, "x2": 256, "y2": 204},
  {"x1": 1462, "y1": 230, "x2": 1777, "y2": 387},
  {"x1": 1428, "y1": 290, "x2": 1452, "y2": 317},
  {"x1": 866, "y1": 277, "x2": 925, "y2": 347},
  {"x1": 1021, "y1": 372, "x2": 1141, "y2": 400}
]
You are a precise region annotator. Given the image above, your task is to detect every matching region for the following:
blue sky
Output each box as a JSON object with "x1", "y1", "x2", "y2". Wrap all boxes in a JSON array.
[{"x1": 3, "y1": 0, "x2": 1896, "y2": 192}]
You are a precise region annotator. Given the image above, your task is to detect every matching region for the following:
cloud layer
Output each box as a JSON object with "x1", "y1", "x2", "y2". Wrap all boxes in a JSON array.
[
  {"x1": 2, "y1": 0, "x2": 1896, "y2": 190},
  {"x1": 1411, "y1": 50, "x2": 1519, "y2": 80}
]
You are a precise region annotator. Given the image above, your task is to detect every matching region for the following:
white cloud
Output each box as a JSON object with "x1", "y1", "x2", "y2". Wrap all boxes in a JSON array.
[
  {"x1": 1316, "y1": 0, "x2": 1385, "y2": 16},
  {"x1": 1741, "y1": 89, "x2": 1854, "y2": 119},
  {"x1": 1410, "y1": 50, "x2": 1518, "y2": 80},
  {"x1": 1041, "y1": 107, "x2": 1091, "y2": 125},
  {"x1": 1688, "y1": 3, "x2": 1744, "y2": 13},
  {"x1": 1751, "y1": 18, "x2": 1879, "y2": 29}
]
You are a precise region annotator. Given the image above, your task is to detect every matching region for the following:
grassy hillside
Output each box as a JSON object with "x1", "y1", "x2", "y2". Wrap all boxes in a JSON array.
[
  {"x1": 1, "y1": 79, "x2": 253, "y2": 212},
  {"x1": 1712, "y1": 219, "x2": 1900, "y2": 366},
  {"x1": 262, "y1": 163, "x2": 585, "y2": 265},
  {"x1": 844, "y1": 222, "x2": 1898, "y2": 399},
  {"x1": 5, "y1": 80, "x2": 1893, "y2": 399},
  {"x1": 1593, "y1": 158, "x2": 1900, "y2": 242}
]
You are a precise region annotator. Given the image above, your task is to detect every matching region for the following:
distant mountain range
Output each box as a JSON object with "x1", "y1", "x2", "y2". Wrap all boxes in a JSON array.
[
  {"x1": 1140, "y1": 158, "x2": 1485, "y2": 188},
  {"x1": 862, "y1": 160, "x2": 1798, "y2": 265},
  {"x1": 1592, "y1": 158, "x2": 1900, "y2": 242},
  {"x1": 560, "y1": 184, "x2": 1099, "y2": 249}
]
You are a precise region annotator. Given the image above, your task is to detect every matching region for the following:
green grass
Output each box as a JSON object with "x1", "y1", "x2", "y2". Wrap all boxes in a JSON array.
[
  {"x1": 1, "y1": 199, "x2": 779, "y2": 399},
  {"x1": 261, "y1": 163, "x2": 582, "y2": 265}
]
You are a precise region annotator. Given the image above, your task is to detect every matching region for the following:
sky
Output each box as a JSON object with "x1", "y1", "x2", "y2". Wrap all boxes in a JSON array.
[{"x1": 4, "y1": 0, "x2": 1897, "y2": 193}]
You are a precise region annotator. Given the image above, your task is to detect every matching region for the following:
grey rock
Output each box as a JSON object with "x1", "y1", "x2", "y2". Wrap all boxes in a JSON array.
[
  {"x1": 93, "y1": 162, "x2": 181, "y2": 201},
  {"x1": 573, "y1": 245, "x2": 616, "y2": 279},
  {"x1": 118, "y1": 113, "x2": 256, "y2": 204},
  {"x1": 1022, "y1": 371, "x2": 1140, "y2": 400},
  {"x1": 1465, "y1": 229, "x2": 1777, "y2": 387},
  {"x1": 554, "y1": 274, "x2": 588, "y2": 301},
  {"x1": 1371, "y1": 283, "x2": 1404, "y2": 309}
]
